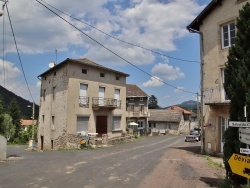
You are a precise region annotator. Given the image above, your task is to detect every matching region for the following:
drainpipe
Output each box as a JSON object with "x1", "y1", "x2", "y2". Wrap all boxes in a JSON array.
[{"x1": 188, "y1": 28, "x2": 205, "y2": 153}]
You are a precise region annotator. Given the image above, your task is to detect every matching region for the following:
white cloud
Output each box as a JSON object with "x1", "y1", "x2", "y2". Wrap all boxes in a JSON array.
[
  {"x1": 0, "y1": 0, "x2": 204, "y2": 65},
  {"x1": 151, "y1": 63, "x2": 184, "y2": 80},
  {"x1": 174, "y1": 87, "x2": 184, "y2": 93},
  {"x1": 142, "y1": 76, "x2": 163, "y2": 87}
]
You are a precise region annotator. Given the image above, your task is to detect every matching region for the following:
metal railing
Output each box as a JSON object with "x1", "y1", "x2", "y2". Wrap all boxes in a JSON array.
[
  {"x1": 79, "y1": 96, "x2": 89, "y2": 107},
  {"x1": 92, "y1": 97, "x2": 121, "y2": 108}
]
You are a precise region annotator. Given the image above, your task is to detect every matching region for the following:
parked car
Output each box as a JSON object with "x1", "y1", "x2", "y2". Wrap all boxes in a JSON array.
[{"x1": 185, "y1": 130, "x2": 200, "y2": 142}]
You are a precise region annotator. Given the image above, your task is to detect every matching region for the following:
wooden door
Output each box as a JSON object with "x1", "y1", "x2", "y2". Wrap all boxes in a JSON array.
[{"x1": 96, "y1": 116, "x2": 107, "y2": 136}]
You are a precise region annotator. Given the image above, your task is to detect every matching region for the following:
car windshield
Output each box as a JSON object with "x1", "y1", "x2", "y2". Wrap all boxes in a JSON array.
[{"x1": 190, "y1": 131, "x2": 199, "y2": 135}]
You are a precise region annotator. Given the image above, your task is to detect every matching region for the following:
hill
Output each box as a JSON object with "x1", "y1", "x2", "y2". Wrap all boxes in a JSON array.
[
  {"x1": 163, "y1": 100, "x2": 199, "y2": 111},
  {"x1": 179, "y1": 100, "x2": 199, "y2": 111},
  {"x1": 0, "y1": 85, "x2": 39, "y2": 119}
]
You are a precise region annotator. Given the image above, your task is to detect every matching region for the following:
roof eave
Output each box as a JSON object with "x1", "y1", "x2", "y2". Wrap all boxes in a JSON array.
[{"x1": 187, "y1": 0, "x2": 222, "y2": 31}]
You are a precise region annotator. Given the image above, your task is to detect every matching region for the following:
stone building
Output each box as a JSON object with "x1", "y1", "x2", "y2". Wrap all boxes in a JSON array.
[
  {"x1": 187, "y1": 0, "x2": 250, "y2": 154},
  {"x1": 37, "y1": 58, "x2": 129, "y2": 150}
]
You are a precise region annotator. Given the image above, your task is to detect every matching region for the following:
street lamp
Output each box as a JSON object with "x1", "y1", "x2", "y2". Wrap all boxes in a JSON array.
[{"x1": 27, "y1": 102, "x2": 35, "y2": 149}]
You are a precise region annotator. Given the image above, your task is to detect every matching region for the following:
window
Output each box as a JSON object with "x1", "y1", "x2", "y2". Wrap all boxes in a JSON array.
[
  {"x1": 140, "y1": 97, "x2": 143, "y2": 101},
  {"x1": 113, "y1": 116, "x2": 121, "y2": 130},
  {"x1": 140, "y1": 105, "x2": 144, "y2": 114},
  {"x1": 43, "y1": 89, "x2": 46, "y2": 101},
  {"x1": 100, "y1": 73, "x2": 105, "y2": 77},
  {"x1": 51, "y1": 116, "x2": 55, "y2": 130},
  {"x1": 53, "y1": 86, "x2": 56, "y2": 100},
  {"x1": 79, "y1": 84, "x2": 88, "y2": 106},
  {"x1": 114, "y1": 89, "x2": 120, "y2": 107},
  {"x1": 82, "y1": 69, "x2": 87, "y2": 74},
  {"x1": 54, "y1": 71, "x2": 56, "y2": 76},
  {"x1": 129, "y1": 104, "x2": 134, "y2": 112},
  {"x1": 221, "y1": 69, "x2": 229, "y2": 101},
  {"x1": 42, "y1": 115, "x2": 45, "y2": 123},
  {"x1": 116, "y1": 76, "x2": 120, "y2": 80},
  {"x1": 77, "y1": 116, "x2": 89, "y2": 132},
  {"x1": 44, "y1": 76, "x2": 46, "y2": 80},
  {"x1": 221, "y1": 22, "x2": 235, "y2": 48}
]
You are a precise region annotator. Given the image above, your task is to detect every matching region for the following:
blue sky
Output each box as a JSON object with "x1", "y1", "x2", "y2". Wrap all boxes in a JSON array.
[{"x1": 0, "y1": 0, "x2": 210, "y2": 107}]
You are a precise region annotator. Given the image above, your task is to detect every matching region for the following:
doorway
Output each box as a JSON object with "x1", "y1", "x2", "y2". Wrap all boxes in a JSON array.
[
  {"x1": 96, "y1": 116, "x2": 107, "y2": 136},
  {"x1": 40, "y1": 136, "x2": 44, "y2": 151}
]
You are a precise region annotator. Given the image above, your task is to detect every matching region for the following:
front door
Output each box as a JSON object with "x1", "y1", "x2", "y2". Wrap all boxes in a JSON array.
[{"x1": 96, "y1": 116, "x2": 107, "y2": 136}]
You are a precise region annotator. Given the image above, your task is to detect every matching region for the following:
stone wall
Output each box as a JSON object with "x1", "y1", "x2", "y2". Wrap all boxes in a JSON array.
[{"x1": 0, "y1": 135, "x2": 7, "y2": 160}]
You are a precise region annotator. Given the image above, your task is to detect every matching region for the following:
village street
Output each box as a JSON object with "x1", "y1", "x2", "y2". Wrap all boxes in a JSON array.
[{"x1": 0, "y1": 135, "x2": 225, "y2": 188}]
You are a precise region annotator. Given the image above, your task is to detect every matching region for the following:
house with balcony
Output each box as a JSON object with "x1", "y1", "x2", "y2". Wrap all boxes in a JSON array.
[
  {"x1": 37, "y1": 58, "x2": 129, "y2": 150},
  {"x1": 187, "y1": 0, "x2": 249, "y2": 154},
  {"x1": 126, "y1": 84, "x2": 149, "y2": 135}
]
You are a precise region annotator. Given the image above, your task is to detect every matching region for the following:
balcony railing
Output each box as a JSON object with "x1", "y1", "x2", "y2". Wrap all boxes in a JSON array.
[
  {"x1": 204, "y1": 86, "x2": 230, "y2": 104},
  {"x1": 127, "y1": 110, "x2": 150, "y2": 118},
  {"x1": 79, "y1": 96, "x2": 89, "y2": 107},
  {"x1": 92, "y1": 97, "x2": 121, "y2": 109}
]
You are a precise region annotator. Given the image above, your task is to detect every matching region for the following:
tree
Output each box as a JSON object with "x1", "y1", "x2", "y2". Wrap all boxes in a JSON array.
[
  {"x1": 8, "y1": 98, "x2": 22, "y2": 141},
  {"x1": 148, "y1": 95, "x2": 160, "y2": 109},
  {"x1": 224, "y1": 2, "x2": 250, "y2": 184}
]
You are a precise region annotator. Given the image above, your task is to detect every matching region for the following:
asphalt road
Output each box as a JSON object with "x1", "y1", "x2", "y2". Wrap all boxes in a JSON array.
[{"x1": 0, "y1": 134, "x2": 194, "y2": 188}]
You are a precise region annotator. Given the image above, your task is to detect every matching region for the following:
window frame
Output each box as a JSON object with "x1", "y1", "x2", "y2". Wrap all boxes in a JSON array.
[{"x1": 221, "y1": 22, "x2": 235, "y2": 49}]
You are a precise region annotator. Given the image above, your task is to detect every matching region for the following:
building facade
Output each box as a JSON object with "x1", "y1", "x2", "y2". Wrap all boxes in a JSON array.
[
  {"x1": 187, "y1": 0, "x2": 250, "y2": 154},
  {"x1": 37, "y1": 58, "x2": 129, "y2": 150},
  {"x1": 126, "y1": 84, "x2": 149, "y2": 135}
]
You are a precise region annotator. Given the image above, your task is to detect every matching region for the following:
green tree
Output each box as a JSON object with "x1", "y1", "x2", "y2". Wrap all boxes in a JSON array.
[
  {"x1": 2, "y1": 114, "x2": 15, "y2": 141},
  {"x1": 8, "y1": 98, "x2": 22, "y2": 141},
  {"x1": 224, "y1": 2, "x2": 250, "y2": 184},
  {"x1": 148, "y1": 95, "x2": 160, "y2": 109}
]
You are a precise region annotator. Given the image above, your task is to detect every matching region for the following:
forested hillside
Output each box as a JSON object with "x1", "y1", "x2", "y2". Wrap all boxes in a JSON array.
[{"x1": 0, "y1": 85, "x2": 39, "y2": 119}]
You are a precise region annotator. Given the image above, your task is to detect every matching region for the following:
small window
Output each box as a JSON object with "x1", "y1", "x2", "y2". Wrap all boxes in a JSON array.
[
  {"x1": 54, "y1": 71, "x2": 56, "y2": 76},
  {"x1": 42, "y1": 115, "x2": 45, "y2": 123},
  {"x1": 221, "y1": 22, "x2": 235, "y2": 48},
  {"x1": 130, "y1": 98, "x2": 134, "y2": 101},
  {"x1": 82, "y1": 69, "x2": 87, "y2": 74},
  {"x1": 140, "y1": 97, "x2": 143, "y2": 101},
  {"x1": 53, "y1": 86, "x2": 56, "y2": 100},
  {"x1": 100, "y1": 73, "x2": 105, "y2": 77},
  {"x1": 116, "y1": 76, "x2": 120, "y2": 80},
  {"x1": 44, "y1": 76, "x2": 46, "y2": 80},
  {"x1": 43, "y1": 89, "x2": 46, "y2": 101},
  {"x1": 51, "y1": 116, "x2": 55, "y2": 130}
]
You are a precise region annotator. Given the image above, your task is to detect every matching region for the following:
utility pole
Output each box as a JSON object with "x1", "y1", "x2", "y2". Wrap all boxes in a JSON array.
[
  {"x1": 28, "y1": 102, "x2": 35, "y2": 149},
  {"x1": 189, "y1": 28, "x2": 205, "y2": 153}
]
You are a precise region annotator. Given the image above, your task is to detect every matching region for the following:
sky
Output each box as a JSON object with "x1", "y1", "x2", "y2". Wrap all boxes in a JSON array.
[{"x1": 0, "y1": 0, "x2": 210, "y2": 108}]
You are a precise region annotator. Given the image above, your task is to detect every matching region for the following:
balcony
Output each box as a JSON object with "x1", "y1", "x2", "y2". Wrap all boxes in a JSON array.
[
  {"x1": 79, "y1": 96, "x2": 89, "y2": 107},
  {"x1": 126, "y1": 110, "x2": 150, "y2": 118},
  {"x1": 204, "y1": 86, "x2": 230, "y2": 105},
  {"x1": 92, "y1": 97, "x2": 121, "y2": 109}
]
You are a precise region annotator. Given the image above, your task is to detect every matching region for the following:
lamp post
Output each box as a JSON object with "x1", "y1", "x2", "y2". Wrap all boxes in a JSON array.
[{"x1": 27, "y1": 102, "x2": 35, "y2": 149}]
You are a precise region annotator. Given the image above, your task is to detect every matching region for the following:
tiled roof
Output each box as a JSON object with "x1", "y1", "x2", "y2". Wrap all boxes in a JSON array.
[
  {"x1": 20, "y1": 119, "x2": 37, "y2": 126},
  {"x1": 38, "y1": 58, "x2": 129, "y2": 77},
  {"x1": 166, "y1": 106, "x2": 192, "y2": 115},
  {"x1": 126, "y1": 84, "x2": 148, "y2": 97},
  {"x1": 148, "y1": 109, "x2": 183, "y2": 123}
]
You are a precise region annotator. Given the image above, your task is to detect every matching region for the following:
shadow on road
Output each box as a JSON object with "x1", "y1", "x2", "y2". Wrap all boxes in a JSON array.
[{"x1": 199, "y1": 177, "x2": 224, "y2": 187}]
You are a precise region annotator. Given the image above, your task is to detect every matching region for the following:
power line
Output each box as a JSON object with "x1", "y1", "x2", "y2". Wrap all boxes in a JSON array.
[
  {"x1": 39, "y1": 0, "x2": 200, "y2": 64},
  {"x1": 5, "y1": 3, "x2": 34, "y2": 102},
  {"x1": 35, "y1": 0, "x2": 197, "y2": 95}
]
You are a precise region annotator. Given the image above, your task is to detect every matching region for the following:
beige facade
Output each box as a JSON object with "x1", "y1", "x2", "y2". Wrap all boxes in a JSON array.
[
  {"x1": 188, "y1": 0, "x2": 250, "y2": 154},
  {"x1": 126, "y1": 84, "x2": 149, "y2": 135},
  {"x1": 37, "y1": 58, "x2": 129, "y2": 150}
]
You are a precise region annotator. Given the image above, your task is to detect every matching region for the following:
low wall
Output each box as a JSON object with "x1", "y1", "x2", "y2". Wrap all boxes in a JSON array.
[{"x1": 0, "y1": 135, "x2": 7, "y2": 160}]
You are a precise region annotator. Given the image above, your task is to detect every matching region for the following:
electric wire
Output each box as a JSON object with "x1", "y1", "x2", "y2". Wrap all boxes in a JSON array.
[
  {"x1": 5, "y1": 3, "x2": 35, "y2": 102},
  {"x1": 39, "y1": 0, "x2": 200, "y2": 64},
  {"x1": 35, "y1": 0, "x2": 197, "y2": 95},
  {"x1": 2, "y1": 1, "x2": 6, "y2": 87}
]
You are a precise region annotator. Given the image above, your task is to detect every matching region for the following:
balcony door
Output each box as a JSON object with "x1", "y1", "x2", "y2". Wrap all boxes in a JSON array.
[
  {"x1": 80, "y1": 83, "x2": 88, "y2": 105},
  {"x1": 114, "y1": 89, "x2": 120, "y2": 107},
  {"x1": 221, "y1": 117, "x2": 229, "y2": 152},
  {"x1": 99, "y1": 87, "x2": 105, "y2": 106}
]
